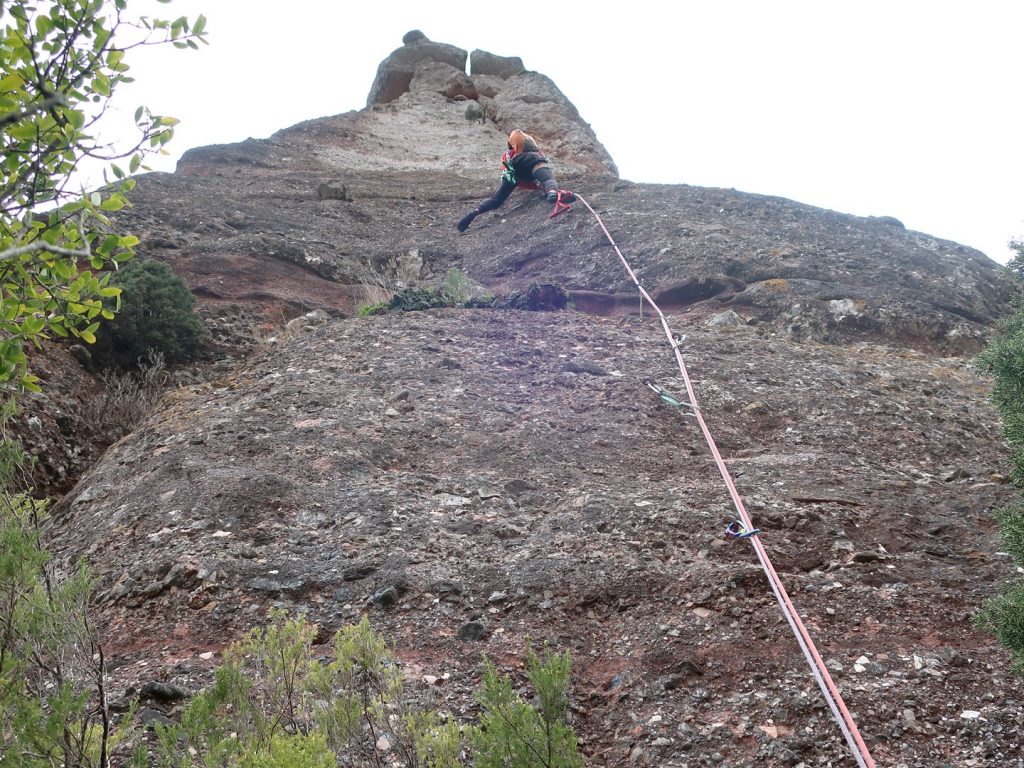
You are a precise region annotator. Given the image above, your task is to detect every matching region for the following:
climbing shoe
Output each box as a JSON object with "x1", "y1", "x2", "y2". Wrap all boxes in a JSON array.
[
  {"x1": 457, "y1": 210, "x2": 477, "y2": 232},
  {"x1": 546, "y1": 190, "x2": 559, "y2": 203}
]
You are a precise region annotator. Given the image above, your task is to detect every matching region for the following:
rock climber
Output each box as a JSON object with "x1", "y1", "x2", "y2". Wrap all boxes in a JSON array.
[{"x1": 457, "y1": 129, "x2": 573, "y2": 232}]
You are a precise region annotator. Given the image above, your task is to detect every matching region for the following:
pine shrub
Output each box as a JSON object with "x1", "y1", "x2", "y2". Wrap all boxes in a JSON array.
[
  {"x1": 976, "y1": 267, "x2": 1024, "y2": 670},
  {"x1": 469, "y1": 646, "x2": 584, "y2": 768},
  {"x1": 0, "y1": 412, "x2": 140, "y2": 768},
  {"x1": 92, "y1": 259, "x2": 209, "y2": 370},
  {"x1": 155, "y1": 612, "x2": 585, "y2": 767}
]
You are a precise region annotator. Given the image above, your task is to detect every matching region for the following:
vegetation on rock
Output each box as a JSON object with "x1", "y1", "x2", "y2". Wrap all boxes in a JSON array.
[
  {"x1": 90, "y1": 259, "x2": 209, "y2": 370},
  {"x1": 976, "y1": 236, "x2": 1024, "y2": 671},
  {"x1": 155, "y1": 609, "x2": 582, "y2": 768},
  {"x1": 0, "y1": 0, "x2": 206, "y2": 390},
  {"x1": 0, "y1": 411, "x2": 143, "y2": 768}
]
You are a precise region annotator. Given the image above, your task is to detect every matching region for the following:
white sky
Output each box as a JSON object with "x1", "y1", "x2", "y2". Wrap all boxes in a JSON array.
[{"x1": 112, "y1": 0, "x2": 1023, "y2": 263}]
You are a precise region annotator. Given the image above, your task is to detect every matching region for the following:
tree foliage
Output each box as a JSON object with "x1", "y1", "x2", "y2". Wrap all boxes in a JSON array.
[
  {"x1": 0, "y1": 408, "x2": 143, "y2": 768},
  {"x1": 469, "y1": 646, "x2": 583, "y2": 768},
  {"x1": 976, "y1": 255, "x2": 1024, "y2": 671},
  {"x1": 1006, "y1": 238, "x2": 1024, "y2": 282},
  {"x1": 977, "y1": 308, "x2": 1024, "y2": 485},
  {"x1": 0, "y1": 0, "x2": 206, "y2": 390},
  {"x1": 90, "y1": 258, "x2": 208, "y2": 369}
]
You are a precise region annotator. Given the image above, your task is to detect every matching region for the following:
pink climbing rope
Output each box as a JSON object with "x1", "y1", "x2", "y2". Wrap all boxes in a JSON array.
[{"x1": 573, "y1": 193, "x2": 877, "y2": 768}]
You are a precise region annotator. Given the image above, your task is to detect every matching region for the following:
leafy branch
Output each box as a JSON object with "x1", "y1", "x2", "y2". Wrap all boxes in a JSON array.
[{"x1": 0, "y1": 0, "x2": 207, "y2": 390}]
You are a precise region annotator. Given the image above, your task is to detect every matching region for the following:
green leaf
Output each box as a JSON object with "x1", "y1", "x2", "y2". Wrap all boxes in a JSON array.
[
  {"x1": 21, "y1": 316, "x2": 45, "y2": 335},
  {"x1": 66, "y1": 108, "x2": 85, "y2": 130},
  {"x1": 93, "y1": 73, "x2": 111, "y2": 96},
  {"x1": 98, "y1": 235, "x2": 119, "y2": 255},
  {"x1": 0, "y1": 72, "x2": 25, "y2": 92},
  {"x1": 8, "y1": 122, "x2": 37, "y2": 140}
]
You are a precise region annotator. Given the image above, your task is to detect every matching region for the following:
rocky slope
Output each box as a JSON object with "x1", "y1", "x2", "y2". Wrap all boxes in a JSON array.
[{"x1": 40, "y1": 32, "x2": 1024, "y2": 767}]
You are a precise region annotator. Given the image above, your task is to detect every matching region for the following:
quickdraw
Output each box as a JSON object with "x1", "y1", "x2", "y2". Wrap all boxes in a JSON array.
[
  {"x1": 643, "y1": 377, "x2": 697, "y2": 414},
  {"x1": 724, "y1": 521, "x2": 761, "y2": 539}
]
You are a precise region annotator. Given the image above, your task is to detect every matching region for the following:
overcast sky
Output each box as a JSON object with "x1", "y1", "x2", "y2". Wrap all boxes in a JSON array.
[{"x1": 114, "y1": 1, "x2": 1023, "y2": 263}]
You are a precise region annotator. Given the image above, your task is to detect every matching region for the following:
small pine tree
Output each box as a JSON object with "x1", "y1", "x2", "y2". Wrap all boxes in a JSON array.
[
  {"x1": 156, "y1": 611, "x2": 461, "y2": 768},
  {"x1": 92, "y1": 259, "x2": 209, "y2": 370},
  {"x1": 0, "y1": 403, "x2": 142, "y2": 768},
  {"x1": 469, "y1": 645, "x2": 584, "y2": 768},
  {"x1": 976, "y1": 262, "x2": 1024, "y2": 671}
]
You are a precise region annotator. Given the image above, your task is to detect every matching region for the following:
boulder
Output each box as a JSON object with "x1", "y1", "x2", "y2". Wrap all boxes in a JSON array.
[
  {"x1": 491, "y1": 72, "x2": 618, "y2": 177},
  {"x1": 470, "y1": 49, "x2": 526, "y2": 78},
  {"x1": 367, "y1": 33, "x2": 468, "y2": 106},
  {"x1": 316, "y1": 180, "x2": 349, "y2": 201},
  {"x1": 410, "y1": 61, "x2": 477, "y2": 101}
]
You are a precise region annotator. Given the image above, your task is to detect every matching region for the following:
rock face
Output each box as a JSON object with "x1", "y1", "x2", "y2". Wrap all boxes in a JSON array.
[
  {"x1": 40, "y1": 32, "x2": 1024, "y2": 768},
  {"x1": 367, "y1": 33, "x2": 468, "y2": 106}
]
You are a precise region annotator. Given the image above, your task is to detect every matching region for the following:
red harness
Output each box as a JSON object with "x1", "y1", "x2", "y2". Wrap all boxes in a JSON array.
[{"x1": 501, "y1": 151, "x2": 540, "y2": 189}]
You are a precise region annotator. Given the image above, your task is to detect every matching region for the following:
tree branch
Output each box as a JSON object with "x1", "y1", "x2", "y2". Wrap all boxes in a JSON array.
[
  {"x1": 0, "y1": 237, "x2": 91, "y2": 264},
  {"x1": 0, "y1": 92, "x2": 69, "y2": 130}
]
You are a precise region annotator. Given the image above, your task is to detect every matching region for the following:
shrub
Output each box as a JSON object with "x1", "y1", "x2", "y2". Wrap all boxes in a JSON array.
[
  {"x1": 976, "y1": 307, "x2": 1024, "y2": 485},
  {"x1": 0, "y1": 412, "x2": 141, "y2": 768},
  {"x1": 358, "y1": 268, "x2": 474, "y2": 315},
  {"x1": 975, "y1": 575, "x2": 1024, "y2": 673},
  {"x1": 1005, "y1": 238, "x2": 1024, "y2": 282},
  {"x1": 976, "y1": 288, "x2": 1024, "y2": 670},
  {"x1": 85, "y1": 351, "x2": 170, "y2": 444},
  {"x1": 237, "y1": 733, "x2": 336, "y2": 768},
  {"x1": 155, "y1": 612, "x2": 584, "y2": 768},
  {"x1": 155, "y1": 611, "x2": 460, "y2": 768},
  {"x1": 92, "y1": 259, "x2": 209, "y2": 370},
  {"x1": 469, "y1": 646, "x2": 583, "y2": 768}
]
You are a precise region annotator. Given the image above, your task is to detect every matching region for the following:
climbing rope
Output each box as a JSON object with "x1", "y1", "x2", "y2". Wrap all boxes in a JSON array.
[{"x1": 573, "y1": 193, "x2": 877, "y2": 768}]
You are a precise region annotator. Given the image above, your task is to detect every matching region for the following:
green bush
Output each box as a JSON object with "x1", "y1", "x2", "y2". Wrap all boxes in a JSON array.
[
  {"x1": 978, "y1": 307, "x2": 1024, "y2": 485},
  {"x1": 976, "y1": 277, "x2": 1024, "y2": 670},
  {"x1": 155, "y1": 611, "x2": 461, "y2": 768},
  {"x1": 359, "y1": 268, "x2": 474, "y2": 315},
  {"x1": 0, "y1": 406, "x2": 142, "y2": 768},
  {"x1": 975, "y1": 576, "x2": 1024, "y2": 673},
  {"x1": 469, "y1": 646, "x2": 583, "y2": 768},
  {"x1": 92, "y1": 259, "x2": 209, "y2": 370},
  {"x1": 156, "y1": 612, "x2": 584, "y2": 767},
  {"x1": 1005, "y1": 238, "x2": 1024, "y2": 282},
  {"x1": 236, "y1": 733, "x2": 336, "y2": 768}
]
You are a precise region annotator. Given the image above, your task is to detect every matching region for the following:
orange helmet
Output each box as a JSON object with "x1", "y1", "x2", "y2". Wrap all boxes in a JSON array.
[{"x1": 507, "y1": 129, "x2": 538, "y2": 156}]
